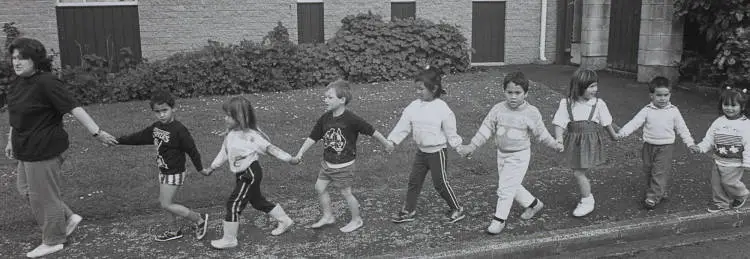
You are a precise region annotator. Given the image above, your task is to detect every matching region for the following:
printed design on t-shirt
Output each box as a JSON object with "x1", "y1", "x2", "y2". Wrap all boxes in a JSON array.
[
  {"x1": 152, "y1": 127, "x2": 171, "y2": 169},
  {"x1": 322, "y1": 128, "x2": 346, "y2": 154},
  {"x1": 713, "y1": 126, "x2": 744, "y2": 159}
]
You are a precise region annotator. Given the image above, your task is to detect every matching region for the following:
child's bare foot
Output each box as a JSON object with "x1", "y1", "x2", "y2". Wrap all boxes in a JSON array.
[
  {"x1": 339, "y1": 218, "x2": 363, "y2": 233},
  {"x1": 306, "y1": 217, "x2": 335, "y2": 229}
]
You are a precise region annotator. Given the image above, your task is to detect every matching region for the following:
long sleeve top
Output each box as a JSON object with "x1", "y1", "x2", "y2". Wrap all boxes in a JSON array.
[
  {"x1": 696, "y1": 115, "x2": 750, "y2": 168},
  {"x1": 618, "y1": 103, "x2": 695, "y2": 146},
  {"x1": 117, "y1": 120, "x2": 203, "y2": 174},
  {"x1": 468, "y1": 102, "x2": 558, "y2": 153},
  {"x1": 210, "y1": 129, "x2": 270, "y2": 173},
  {"x1": 387, "y1": 98, "x2": 463, "y2": 153}
]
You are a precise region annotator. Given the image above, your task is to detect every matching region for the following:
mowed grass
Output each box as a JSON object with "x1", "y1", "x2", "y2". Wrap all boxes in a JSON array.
[{"x1": 0, "y1": 68, "x2": 653, "y2": 234}]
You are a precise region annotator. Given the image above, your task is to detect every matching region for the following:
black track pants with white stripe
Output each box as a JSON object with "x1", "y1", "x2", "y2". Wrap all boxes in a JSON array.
[
  {"x1": 224, "y1": 161, "x2": 275, "y2": 222},
  {"x1": 402, "y1": 148, "x2": 462, "y2": 212}
]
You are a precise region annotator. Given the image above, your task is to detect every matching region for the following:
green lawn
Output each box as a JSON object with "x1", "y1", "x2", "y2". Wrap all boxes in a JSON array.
[{"x1": 0, "y1": 69, "x2": 647, "y2": 233}]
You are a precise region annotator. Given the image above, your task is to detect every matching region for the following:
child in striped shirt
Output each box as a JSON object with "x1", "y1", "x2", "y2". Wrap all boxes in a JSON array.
[
  {"x1": 459, "y1": 72, "x2": 563, "y2": 235},
  {"x1": 388, "y1": 66, "x2": 466, "y2": 224},
  {"x1": 690, "y1": 88, "x2": 750, "y2": 213}
]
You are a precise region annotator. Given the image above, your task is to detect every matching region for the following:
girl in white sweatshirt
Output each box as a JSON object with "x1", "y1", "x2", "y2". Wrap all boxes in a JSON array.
[
  {"x1": 388, "y1": 66, "x2": 466, "y2": 224},
  {"x1": 201, "y1": 96, "x2": 299, "y2": 249},
  {"x1": 690, "y1": 88, "x2": 750, "y2": 213}
]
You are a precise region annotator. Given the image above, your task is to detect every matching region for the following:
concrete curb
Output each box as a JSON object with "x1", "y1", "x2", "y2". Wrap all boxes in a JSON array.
[{"x1": 388, "y1": 208, "x2": 750, "y2": 258}]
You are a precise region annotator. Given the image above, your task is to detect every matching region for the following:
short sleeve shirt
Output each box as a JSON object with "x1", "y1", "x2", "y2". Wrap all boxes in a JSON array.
[
  {"x1": 309, "y1": 110, "x2": 376, "y2": 164},
  {"x1": 7, "y1": 72, "x2": 80, "y2": 161},
  {"x1": 552, "y1": 98, "x2": 613, "y2": 129}
]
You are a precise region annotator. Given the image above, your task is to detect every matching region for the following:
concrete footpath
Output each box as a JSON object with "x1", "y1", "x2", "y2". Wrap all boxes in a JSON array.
[{"x1": 2, "y1": 65, "x2": 746, "y2": 258}]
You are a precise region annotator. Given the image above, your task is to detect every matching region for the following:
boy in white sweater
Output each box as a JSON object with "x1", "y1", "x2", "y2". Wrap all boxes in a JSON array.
[
  {"x1": 459, "y1": 72, "x2": 563, "y2": 235},
  {"x1": 616, "y1": 77, "x2": 695, "y2": 209}
]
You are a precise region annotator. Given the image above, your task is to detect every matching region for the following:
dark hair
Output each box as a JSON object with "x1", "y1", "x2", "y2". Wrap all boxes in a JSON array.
[
  {"x1": 503, "y1": 71, "x2": 529, "y2": 93},
  {"x1": 568, "y1": 68, "x2": 598, "y2": 101},
  {"x1": 649, "y1": 76, "x2": 671, "y2": 93},
  {"x1": 718, "y1": 88, "x2": 749, "y2": 116},
  {"x1": 328, "y1": 79, "x2": 352, "y2": 105},
  {"x1": 222, "y1": 96, "x2": 258, "y2": 130},
  {"x1": 7, "y1": 38, "x2": 53, "y2": 72},
  {"x1": 149, "y1": 89, "x2": 175, "y2": 109},
  {"x1": 415, "y1": 66, "x2": 446, "y2": 98}
]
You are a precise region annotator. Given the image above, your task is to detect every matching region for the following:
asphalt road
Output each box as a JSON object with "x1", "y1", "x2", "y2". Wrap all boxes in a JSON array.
[{"x1": 546, "y1": 226, "x2": 750, "y2": 259}]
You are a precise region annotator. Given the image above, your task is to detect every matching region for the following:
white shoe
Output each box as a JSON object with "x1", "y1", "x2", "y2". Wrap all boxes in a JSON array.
[
  {"x1": 26, "y1": 244, "x2": 63, "y2": 258},
  {"x1": 210, "y1": 237, "x2": 238, "y2": 249},
  {"x1": 485, "y1": 217, "x2": 506, "y2": 235},
  {"x1": 520, "y1": 200, "x2": 544, "y2": 220},
  {"x1": 66, "y1": 214, "x2": 83, "y2": 236},
  {"x1": 573, "y1": 196, "x2": 595, "y2": 217},
  {"x1": 211, "y1": 221, "x2": 239, "y2": 249}
]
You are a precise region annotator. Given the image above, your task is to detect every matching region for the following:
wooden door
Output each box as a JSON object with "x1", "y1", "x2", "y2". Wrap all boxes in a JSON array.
[
  {"x1": 471, "y1": 1, "x2": 506, "y2": 63},
  {"x1": 607, "y1": 0, "x2": 642, "y2": 72},
  {"x1": 56, "y1": 5, "x2": 141, "y2": 71}
]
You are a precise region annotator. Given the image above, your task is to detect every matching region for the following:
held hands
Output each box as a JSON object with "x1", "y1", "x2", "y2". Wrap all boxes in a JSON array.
[
  {"x1": 95, "y1": 130, "x2": 118, "y2": 146},
  {"x1": 4, "y1": 142, "x2": 13, "y2": 159},
  {"x1": 688, "y1": 145, "x2": 701, "y2": 154},
  {"x1": 200, "y1": 168, "x2": 214, "y2": 176},
  {"x1": 457, "y1": 145, "x2": 475, "y2": 158},
  {"x1": 384, "y1": 141, "x2": 395, "y2": 154},
  {"x1": 554, "y1": 143, "x2": 565, "y2": 153},
  {"x1": 289, "y1": 156, "x2": 302, "y2": 165}
]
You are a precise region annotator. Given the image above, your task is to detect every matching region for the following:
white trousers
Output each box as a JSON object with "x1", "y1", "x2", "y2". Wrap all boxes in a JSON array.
[{"x1": 494, "y1": 149, "x2": 536, "y2": 220}]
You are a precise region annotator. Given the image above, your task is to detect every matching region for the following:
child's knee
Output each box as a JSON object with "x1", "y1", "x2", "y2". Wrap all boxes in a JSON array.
[
  {"x1": 340, "y1": 187, "x2": 354, "y2": 197},
  {"x1": 573, "y1": 170, "x2": 588, "y2": 178}
]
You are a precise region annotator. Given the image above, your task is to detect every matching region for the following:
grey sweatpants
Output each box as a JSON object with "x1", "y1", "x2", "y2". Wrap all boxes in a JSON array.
[
  {"x1": 642, "y1": 143, "x2": 674, "y2": 202},
  {"x1": 16, "y1": 156, "x2": 74, "y2": 245},
  {"x1": 711, "y1": 164, "x2": 750, "y2": 207}
]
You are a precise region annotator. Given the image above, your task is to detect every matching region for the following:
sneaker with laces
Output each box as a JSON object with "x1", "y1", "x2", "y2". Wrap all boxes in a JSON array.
[
  {"x1": 520, "y1": 200, "x2": 544, "y2": 220},
  {"x1": 572, "y1": 196, "x2": 595, "y2": 217},
  {"x1": 644, "y1": 198, "x2": 657, "y2": 210},
  {"x1": 26, "y1": 244, "x2": 64, "y2": 258},
  {"x1": 446, "y1": 207, "x2": 466, "y2": 223},
  {"x1": 155, "y1": 230, "x2": 183, "y2": 242},
  {"x1": 707, "y1": 204, "x2": 730, "y2": 213},
  {"x1": 391, "y1": 210, "x2": 416, "y2": 223},
  {"x1": 732, "y1": 197, "x2": 747, "y2": 209},
  {"x1": 195, "y1": 214, "x2": 209, "y2": 240}
]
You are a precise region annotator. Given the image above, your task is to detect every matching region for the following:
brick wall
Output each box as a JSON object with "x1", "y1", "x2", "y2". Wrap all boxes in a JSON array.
[
  {"x1": 0, "y1": 0, "x2": 58, "y2": 62},
  {"x1": 139, "y1": 0, "x2": 298, "y2": 60},
  {"x1": 0, "y1": 0, "x2": 558, "y2": 65},
  {"x1": 637, "y1": 0, "x2": 682, "y2": 83}
]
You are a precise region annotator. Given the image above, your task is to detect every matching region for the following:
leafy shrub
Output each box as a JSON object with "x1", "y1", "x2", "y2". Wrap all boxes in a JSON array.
[
  {"x1": 675, "y1": 0, "x2": 750, "y2": 88},
  {"x1": 57, "y1": 13, "x2": 471, "y2": 105},
  {"x1": 714, "y1": 28, "x2": 750, "y2": 88},
  {"x1": 327, "y1": 12, "x2": 470, "y2": 82}
]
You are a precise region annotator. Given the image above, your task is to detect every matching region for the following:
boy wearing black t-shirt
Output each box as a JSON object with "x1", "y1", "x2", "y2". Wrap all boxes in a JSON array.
[
  {"x1": 294, "y1": 79, "x2": 393, "y2": 233},
  {"x1": 116, "y1": 90, "x2": 208, "y2": 242}
]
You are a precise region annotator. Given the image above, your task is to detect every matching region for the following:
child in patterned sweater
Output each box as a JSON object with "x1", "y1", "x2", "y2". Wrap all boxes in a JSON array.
[
  {"x1": 459, "y1": 72, "x2": 563, "y2": 235},
  {"x1": 690, "y1": 88, "x2": 750, "y2": 213}
]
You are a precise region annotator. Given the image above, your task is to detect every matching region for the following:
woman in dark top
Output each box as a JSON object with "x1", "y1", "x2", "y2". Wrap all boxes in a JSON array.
[{"x1": 5, "y1": 38, "x2": 118, "y2": 258}]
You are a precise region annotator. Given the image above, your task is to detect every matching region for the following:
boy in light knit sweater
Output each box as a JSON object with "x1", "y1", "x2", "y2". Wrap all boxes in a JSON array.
[
  {"x1": 459, "y1": 72, "x2": 563, "y2": 235},
  {"x1": 616, "y1": 77, "x2": 694, "y2": 209}
]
